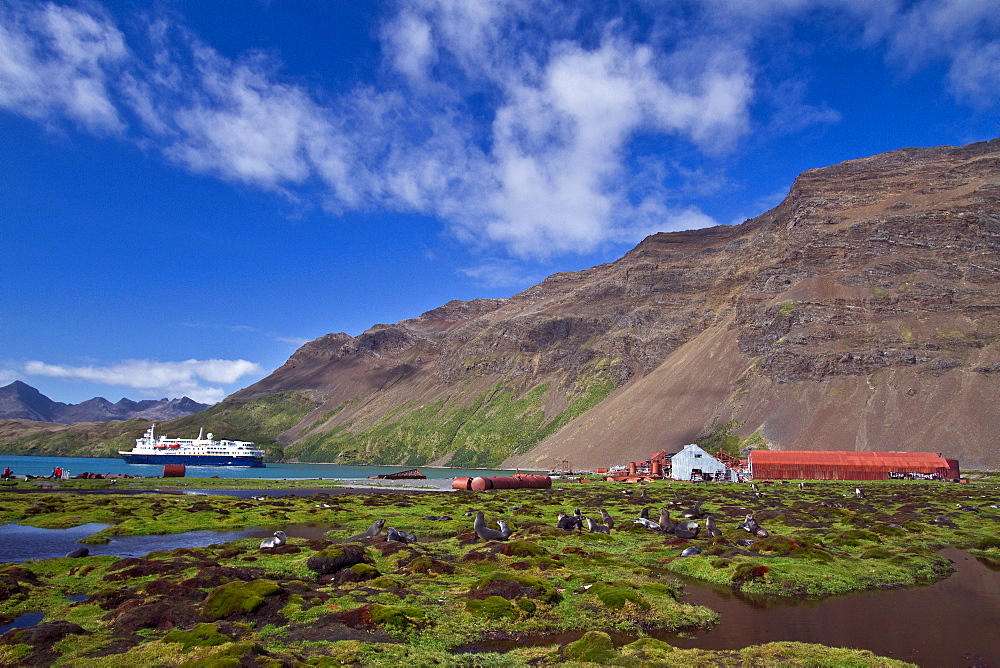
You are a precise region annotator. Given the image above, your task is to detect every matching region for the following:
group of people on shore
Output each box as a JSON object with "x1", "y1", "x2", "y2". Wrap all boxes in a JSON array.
[{"x1": 1, "y1": 465, "x2": 71, "y2": 480}]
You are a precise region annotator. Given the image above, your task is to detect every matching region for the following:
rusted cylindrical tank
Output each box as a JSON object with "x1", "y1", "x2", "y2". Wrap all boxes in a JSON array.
[
  {"x1": 452, "y1": 477, "x2": 473, "y2": 490},
  {"x1": 469, "y1": 476, "x2": 493, "y2": 491},
  {"x1": 491, "y1": 477, "x2": 517, "y2": 489},
  {"x1": 162, "y1": 464, "x2": 186, "y2": 478},
  {"x1": 514, "y1": 474, "x2": 552, "y2": 489},
  {"x1": 651, "y1": 461, "x2": 662, "y2": 476},
  {"x1": 628, "y1": 461, "x2": 637, "y2": 475},
  {"x1": 464, "y1": 474, "x2": 553, "y2": 491}
]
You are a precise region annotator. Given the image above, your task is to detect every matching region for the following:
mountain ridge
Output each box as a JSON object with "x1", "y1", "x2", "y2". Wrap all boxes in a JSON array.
[
  {"x1": 2, "y1": 138, "x2": 998, "y2": 469},
  {"x1": 0, "y1": 381, "x2": 211, "y2": 424},
  {"x1": 223, "y1": 138, "x2": 1000, "y2": 469}
]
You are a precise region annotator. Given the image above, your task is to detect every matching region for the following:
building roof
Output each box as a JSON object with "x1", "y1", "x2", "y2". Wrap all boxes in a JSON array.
[{"x1": 748, "y1": 450, "x2": 949, "y2": 468}]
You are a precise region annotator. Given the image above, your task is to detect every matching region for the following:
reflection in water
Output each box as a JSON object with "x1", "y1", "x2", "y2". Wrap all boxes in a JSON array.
[
  {"x1": 456, "y1": 549, "x2": 999, "y2": 667},
  {"x1": 0, "y1": 522, "x2": 341, "y2": 563},
  {"x1": 0, "y1": 611, "x2": 44, "y2": 635},
  {"x1": 669, "y1": 548, "x2": 999, "y2": 667}
]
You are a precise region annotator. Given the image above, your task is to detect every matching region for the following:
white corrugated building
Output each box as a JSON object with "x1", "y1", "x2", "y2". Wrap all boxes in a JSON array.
[{"x1": 670, "y1": 443, "x2": 739, "y2": 482}]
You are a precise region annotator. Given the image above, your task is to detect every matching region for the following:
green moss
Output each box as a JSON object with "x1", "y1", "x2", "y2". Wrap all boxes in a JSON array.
[
  {"x1": 472, "y1": 571, "x2": 561, "y2": 604},
  {"x1": 590, "y1": 582, "x2": 650, "y2": 610},
  {"x1": 860, "y1": 547, "x2": 895, "y2": 560},
  {"x1": 201, "y1": 579, "x2": 282, "y2": 621},
  {"x1": 516, "y1": 598, "x2": 537, "y2": 615},
  {"x1": 369, "y1": 603, "x2": 426, "y2": 630},
  {"x1": 465, "y1": 596, "x2": 518, "y2": 620},
  {"x1": 563, "y1": 630, "x2": 619, "y2": 663},
  {"x1": 617, "y1": 637, "x2": 676, "y2": 665},
  {"x1": 503, "y1": 540, "x2": 549, "y2": 558},
  {"x1": 178, "y1": 641, "x2": 264, "y2": 667},
  {"x1": 162, "y1": 623, "x2": 231, "y2": 651}
]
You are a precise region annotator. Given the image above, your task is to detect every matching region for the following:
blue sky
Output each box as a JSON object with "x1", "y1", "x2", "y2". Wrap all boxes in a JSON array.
[{"x1": 2, "y1": 0, "x2": 998, "y2": 405}]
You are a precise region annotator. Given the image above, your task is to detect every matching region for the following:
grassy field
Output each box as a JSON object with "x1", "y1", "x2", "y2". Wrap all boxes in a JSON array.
[{"x1": 1, "y1": 477, "x2": 997, "y2": 666}]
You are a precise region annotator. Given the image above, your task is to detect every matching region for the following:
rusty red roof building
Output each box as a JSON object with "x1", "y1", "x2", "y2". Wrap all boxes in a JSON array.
[{"x1": 748, "y1": 450, "x2": 960, "y2": 481}]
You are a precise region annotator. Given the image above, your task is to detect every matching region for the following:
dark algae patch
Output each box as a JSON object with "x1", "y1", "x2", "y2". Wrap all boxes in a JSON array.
[{"x1": 0, "y1": 476, "x2": 997, "y2": 665}]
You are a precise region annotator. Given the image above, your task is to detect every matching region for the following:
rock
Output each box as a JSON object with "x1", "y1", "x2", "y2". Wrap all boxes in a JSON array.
[{"x1": 306, "y1": 544, "x2": 372, "y2": 575}]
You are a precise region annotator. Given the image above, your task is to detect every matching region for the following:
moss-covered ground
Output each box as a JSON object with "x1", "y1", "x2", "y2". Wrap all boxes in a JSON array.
[{"x1": 1, "y1": 477, "x2": 997, "y2": 666}]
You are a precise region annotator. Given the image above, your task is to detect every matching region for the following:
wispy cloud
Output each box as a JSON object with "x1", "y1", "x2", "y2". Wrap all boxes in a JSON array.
[
  {"x1": 1, "y1": 0, "x2": 996, "y2": 261},
  {"x1": 22, "y1": 359, "x2": 263, "y2": 404}
]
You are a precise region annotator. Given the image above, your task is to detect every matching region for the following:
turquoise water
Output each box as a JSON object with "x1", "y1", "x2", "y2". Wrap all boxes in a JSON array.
[{"x1": 0, "y1": 454, "x2": 539, "y2": 480}]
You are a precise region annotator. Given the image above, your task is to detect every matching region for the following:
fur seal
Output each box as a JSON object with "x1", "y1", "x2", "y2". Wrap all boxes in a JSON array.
[
  {"x1": 673, "y1": 520, "x2": 700, "y2": 539},
  {"x1": 386, "y1": 527, "x2": 418, "y2": 543},
  {"x1": 658, "y1": 508, "x2": 675, "y2": 533},
  {"x1": 474, "y1": 511, "x2": 512, "y2": 540},
  {"x1": 681, "y1": 500, "x2": 704, "y2": 519},
  {"x1": 704, "y1": 515, "x2": 722, "y2": 537},
  {"x1": 680, "y1": 546, "x2": 702, "y2": 557},
  {"x1": 346, "y1": 519, "x2": 385, "y2": 542},
  {"x1": 65, "y1": 547, "x2": 89, "y2": 558},
  {"x1": 740, "y1": 513, "x2": 769, "y2": 537},
  {"x1": 260, "y1": 530, "x2": 287, "y2": 549},
  {"x1": 585, "y1": 517, "x2": 611, "y2": 534},
  {"x1": 633, "y1": 517, "x2": 659, "y2": 530},
  {"x1": 557, "y1": 512, "x2": 583, "y2": 531},
  {"x1": 422, "y1": 515, "x2": 452, "y2": 521},
  {"x1": 639, "y1": 507, "x2": 651, "y2": 520},
  {"x1": 599, "y1": 509, "x2": 614, "y2": 531}
]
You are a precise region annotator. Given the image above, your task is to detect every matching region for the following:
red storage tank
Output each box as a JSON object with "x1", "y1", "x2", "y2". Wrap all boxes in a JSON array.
[{"x1": 452, "y1": 477, "x2": 473, "y2": 490}]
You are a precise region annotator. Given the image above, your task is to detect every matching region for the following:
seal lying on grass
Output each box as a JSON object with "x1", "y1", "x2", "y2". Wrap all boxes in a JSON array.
[
  {"x1": 260, "y1": 530, "x2": 287, "y2": 549},
  {"x1": 474, "y1": 511, "x2": 513, "y2": 540}
]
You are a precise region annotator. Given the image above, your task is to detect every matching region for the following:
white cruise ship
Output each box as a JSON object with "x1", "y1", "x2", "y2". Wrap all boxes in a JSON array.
[{"x1": 118, "y1": 424, "x2": 266, "y2": 467}]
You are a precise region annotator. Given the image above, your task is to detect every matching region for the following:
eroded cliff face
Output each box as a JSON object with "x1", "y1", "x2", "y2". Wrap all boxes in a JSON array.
[{"x1": 234, "y1": 139, "x2": 1000, "y2": 470}]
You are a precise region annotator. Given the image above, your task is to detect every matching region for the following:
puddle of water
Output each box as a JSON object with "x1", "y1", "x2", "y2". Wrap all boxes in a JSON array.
[
  {"x1": 455, "y1": 548, "x2": 1000, "y2": 667},
  {"x1": 0, "y1": 611, "x2": 44, "y2": 635},
  {"x1": 0, "y1": 522, "x2": 344, "y2": 563}
]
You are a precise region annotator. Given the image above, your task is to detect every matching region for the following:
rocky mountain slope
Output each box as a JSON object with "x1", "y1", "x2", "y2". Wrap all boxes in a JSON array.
[
  {"x1": 0, "y1": 381, "x2": 210, "y2": 423},
  {"x1": 225, "y1": 139, "x2": 999, "y2": 470},
  {"x1": 3, "y1": 139, "x2": 998, "y2": 469}
]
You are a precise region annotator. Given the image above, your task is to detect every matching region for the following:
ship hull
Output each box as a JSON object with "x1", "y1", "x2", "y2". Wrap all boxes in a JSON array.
[{"x1": 120, "y1": 453, "x2": 265, "y2": 467}]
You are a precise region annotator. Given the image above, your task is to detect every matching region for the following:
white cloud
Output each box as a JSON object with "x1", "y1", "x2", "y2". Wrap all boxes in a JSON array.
[
  {"x1": 2, "y1": 0, "x2": 997, "y2": 264},
  {"x1": 22, "y1": 359, "x2": 263, "y2": 404},
  {"x1": 0, "y1": 1, "x2": 126, "y2": 132}
]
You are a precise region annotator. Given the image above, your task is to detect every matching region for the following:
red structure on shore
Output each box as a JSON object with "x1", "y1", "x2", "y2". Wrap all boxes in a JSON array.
[{"x1": 748, "y1": 451, "x2": 960, "y2": 481}]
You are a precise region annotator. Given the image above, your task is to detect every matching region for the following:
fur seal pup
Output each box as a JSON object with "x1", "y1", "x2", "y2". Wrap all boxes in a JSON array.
[
  {"x1": 704, "y1": 515, "x2": 722, "y2": 538},
  {"x1": 673, "y1": 520, "x2": 700, "y2": 539},
  {"x1": 599, "y1": 509, "x2": 614, "y2": 531},
  {"x1": 474, "y1": 511, "x2": 512, "y2": 540},
  {"x1": 345, "y1": 519, "x2": 385, "y2": 542},
  {"x1": 633, "y1": 517, "x2": 659, "y2": 530},
  {"x1": 557, "y1": 512, "x2": 583, "y2": 531},
  {"x1": 740, "y1": 513, "x2": 769, "y2": 537},
  {"x1": 680, "y1": 546, "x2": 701, "y2": 557},
  {"x1": 639, "y1": 507, "x2": 651, "y2": 520},
  {"x1": 386, "y1": 527, "x2": 418, "y2": 543},
  {"x1": 585, "y1": 517, "x2": 611, "y2": 534},
  {"x1": 681, "y1": 500, "x2": 703, "y2": 519},
  {"x1": 260, "y1": 530, "x2": 287, "y2": 549}
]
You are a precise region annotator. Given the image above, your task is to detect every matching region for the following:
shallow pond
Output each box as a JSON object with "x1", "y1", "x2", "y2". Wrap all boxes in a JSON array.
[
  {"x1": 458, "y1": 548, "x2": 1000, "y2": 667},
  {"x1": 0, "y1": 523, "x2": 339, "y2": 563}
]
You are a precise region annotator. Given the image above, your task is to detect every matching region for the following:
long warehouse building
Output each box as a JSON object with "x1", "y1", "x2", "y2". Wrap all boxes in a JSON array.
[{"x1": 747, "y1": 450, "x2": 960, "y2": 481}]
